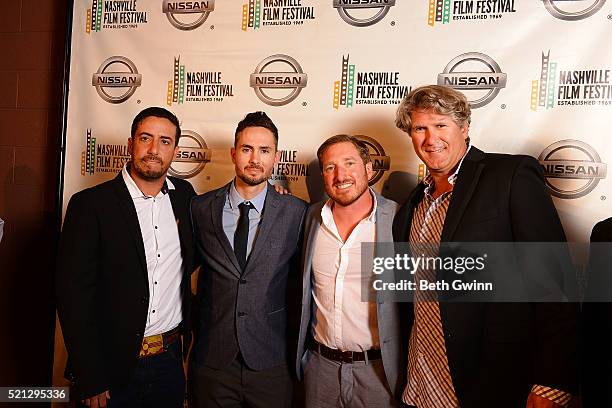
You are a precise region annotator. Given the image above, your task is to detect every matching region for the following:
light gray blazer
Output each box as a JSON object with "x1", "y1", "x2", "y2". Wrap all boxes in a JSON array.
[{"x1": 295, "y1": 192, "x2": 407, "y2": 400}]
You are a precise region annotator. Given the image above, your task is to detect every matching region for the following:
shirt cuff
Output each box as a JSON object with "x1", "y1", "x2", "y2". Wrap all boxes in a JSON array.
[{"x1": 531, "y1": 384, "x2": 572, "y2": 407}]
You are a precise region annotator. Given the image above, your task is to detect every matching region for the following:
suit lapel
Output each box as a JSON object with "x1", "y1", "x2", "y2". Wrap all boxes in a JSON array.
[
  {"x1": 301, "y1": 202, "x2": 324, "y2": 300},
  {"x1": 168, "y1": 185, "x2": 191, "y2": 245},
  {"x1": 111, "y1": 174, "x2": 148, "y2": 281},
  {"x1": 243, "y1": 184, "x2": 279, "y2": 277},
  {"x1": 210, "y1": 183, "x2": 242, "y2": 277},
  {"x1": 441, "y1": 147, "x2": 485, "y2": 242},
  {"x1": 394, "y1": 184, "x2": 425, "y2": 242}
]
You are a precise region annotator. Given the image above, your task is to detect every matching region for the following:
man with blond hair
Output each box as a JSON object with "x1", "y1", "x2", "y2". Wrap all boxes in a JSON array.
[{"x1": 393, "y1": 85, "x2": 578, "y2": 408}]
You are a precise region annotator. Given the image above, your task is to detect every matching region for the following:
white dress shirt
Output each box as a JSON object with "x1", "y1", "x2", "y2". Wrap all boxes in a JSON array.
[
  {"x1": 122, "y1": 165, "x2": 183, "y2": 337},
  {"x1": 311, "y1": 190, "x2": 380, "y2": 351}
]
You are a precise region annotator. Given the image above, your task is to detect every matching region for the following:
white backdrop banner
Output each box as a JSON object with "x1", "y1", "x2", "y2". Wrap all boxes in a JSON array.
[{"x1": 63, "y1": 0, "x2": 612, "y2": 245}]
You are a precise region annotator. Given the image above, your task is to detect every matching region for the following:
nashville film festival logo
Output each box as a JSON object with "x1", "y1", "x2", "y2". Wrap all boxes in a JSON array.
[
  {"x1": 542, "y1": 0, "x2": 606, "y2": 21},
  {"x1": 168, "y1": 130, "x2": 211, "y2": 179},
  {"x1": 539, "y1": 139, "x2": 607, "y2": 199},
  {"x1": 162, "y1": 0, "x2": 215, "y2": 30},
  {"x1": 250, "y1": 54, "x2": 307, "y2": 106},
  {"x1": 86, "y1": 0, "x2": 148, "y2": 32},
  {"x1": 333, "y1": 0, "x2": 395, "y2": 27},
  {"x1": 333, "y1": 55, "x2": 410, "y2": 109},
  {"x1": 241, "y1": 0, "x2": 315, "y2": 30},
  {"x1": 92, "y1": 56, "x2": 142, "y2": 104},
  {"x1": 426, "y1": 0, "x2": 516, "y2": 26},
  {"x1": 166, "y1": 56, "x2": 234, "y2": 105},
  {"x1": 437, "y1": 52, "x2": 506, "y2": 108},
  {"x1": 530, "y1": 50, "x2": 612, "y2": 110},
  {"x1": 81, "y1": 129, "x2": 130, "y2": 175},
  {"x1": 271, "y1": 149, "x2": 310, "y2": 182},
  {"x1": 354, "y1": 135, "x2": 390, "y2": 185}
]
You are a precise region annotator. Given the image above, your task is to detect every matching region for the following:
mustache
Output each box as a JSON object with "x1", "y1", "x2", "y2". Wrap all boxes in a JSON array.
[
  {"x1": 141, "y1": 154, "x2": 162, "y2": 163},
  {"x1": 245, "y1": 164, "x2": 264, "y2": 171}
]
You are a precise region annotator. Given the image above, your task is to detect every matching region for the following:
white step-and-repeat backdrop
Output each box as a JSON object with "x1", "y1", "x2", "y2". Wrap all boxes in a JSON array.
[
  {"x1": 63, "y1": 0, "x2": 612, "y2": 248},
  {"x1": 54, "y1": 0, "x2": 612, "y2": 398}
]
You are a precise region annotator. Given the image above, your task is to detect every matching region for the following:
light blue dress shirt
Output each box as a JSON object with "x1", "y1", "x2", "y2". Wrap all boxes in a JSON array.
[{"x1": 222, "y1": 180, "x2": 267, "y2": 260}]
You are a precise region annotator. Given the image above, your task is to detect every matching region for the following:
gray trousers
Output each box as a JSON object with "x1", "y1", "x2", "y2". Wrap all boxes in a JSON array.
[{"x1": 304, "y1": 350, "x2": 399, "y2": 408}]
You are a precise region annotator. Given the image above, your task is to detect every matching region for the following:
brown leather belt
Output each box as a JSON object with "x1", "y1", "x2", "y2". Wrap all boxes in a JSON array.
[
  {"x1": 139, "y1": 326, "x2": 181, "y2": 358},
  {"x1": 309, "y1": 339, "x2": 382, "y2": 364}
]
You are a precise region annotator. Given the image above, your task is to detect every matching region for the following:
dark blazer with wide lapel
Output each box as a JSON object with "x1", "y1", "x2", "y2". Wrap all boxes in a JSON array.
[
  {"x1": 191, "y1": 182, "x2": 308, "y2": 371},
  {"x1": 296, "y1": 192, "x2": 408, "y2": 400},
  {"x1": 393, "y1": 146, "x2": 579, "y2": 408},
  {"x1": 582, "y1": 217, "x2": 612, "y2": 408},
  {"x1": 56, "y1": 173, "x2": 196, "y2": 399}
]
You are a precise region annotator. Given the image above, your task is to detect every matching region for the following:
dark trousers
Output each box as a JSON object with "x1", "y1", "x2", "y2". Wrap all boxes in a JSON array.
[
  {"x1": 90, "y1": 340, "x2": 185, "y2": 408},
  {"x1": 190, "y1": 355, "x2": 293, "y2": 408}
]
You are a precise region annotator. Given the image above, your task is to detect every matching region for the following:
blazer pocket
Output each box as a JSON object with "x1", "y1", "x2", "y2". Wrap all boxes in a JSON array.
[{"x1": 267, "y1": 306, "x2": 287, "y2": 316}]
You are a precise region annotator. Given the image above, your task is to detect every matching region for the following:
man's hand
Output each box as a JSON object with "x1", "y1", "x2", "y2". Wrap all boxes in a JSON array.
[
  {"x1": 82, "y1": 390, "x2": 110, "y2": 408},
  {"x1": 273, "y1": 184, "x2": 290, "y2": 195},
  {"x1": 526, "y1": 392, "x2": 562, "y2": 408}
]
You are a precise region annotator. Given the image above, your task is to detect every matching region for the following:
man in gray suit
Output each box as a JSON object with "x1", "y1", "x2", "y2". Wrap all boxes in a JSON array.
[
  {"x1": 190, "y1": 112, "x2": 308, "y2": 407},
  {"x1": 296, "y1": 135, "x2": 407, "y2": 407}
]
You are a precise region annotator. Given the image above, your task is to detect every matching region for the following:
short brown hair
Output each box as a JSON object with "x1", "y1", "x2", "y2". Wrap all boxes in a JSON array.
[
  {"x1": 395, "y1": 85, "x2": 471, "y2": 133},
  {"x1": 316, "y1": 135, "x2": 371, "y2": 170}
]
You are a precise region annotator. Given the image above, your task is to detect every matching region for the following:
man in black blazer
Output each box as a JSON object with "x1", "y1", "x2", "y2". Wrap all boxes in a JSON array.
[
  {"x1": 582, "y1": 217, "x2": 612, "y2": 407},
  {"x1": 57, "y1": 107, "x2": 196, "y2": 408},
  {"x1": 393, "y1": 85, "x2": 578, "y2": 408},
  {"x1": 190, "y1": 112, "x2": 308, "y2": 408}
]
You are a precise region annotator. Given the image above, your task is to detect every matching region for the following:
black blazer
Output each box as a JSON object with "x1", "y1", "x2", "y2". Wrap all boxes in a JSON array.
[
  {"x1": 56, "y1": 173, "x2": 196, "y2": 399},
  {"x1": 190, "y1": 182, "x2": 308, "y2": 371},
  {"x1": 393, "y1": 147, "x2": 579, "y2": 408},
  {"x1": 581, "y1": 217, "x2": 612, "y2": 408}
]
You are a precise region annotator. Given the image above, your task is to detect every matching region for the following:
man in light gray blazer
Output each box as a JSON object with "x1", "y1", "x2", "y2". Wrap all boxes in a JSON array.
[
  {"x1": 190, "y1": 112, "x2": 308, "y2": 408},
  {"x1": 296, "y1": 135, "x2": 407, "y2": 408}
]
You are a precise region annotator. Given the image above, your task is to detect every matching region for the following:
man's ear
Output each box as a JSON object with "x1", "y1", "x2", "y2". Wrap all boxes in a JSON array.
[
  {"x1": 128, "y1": 138, "x2": 133, "y2": 154},
  {"x1": 365, "y1": 161, "x2": 374, "y2": 179},
  {"x1": 230, "y1": 147, "x2": 236, "y2": 164},
  {"x1": 462, "y1": 123, "x2": 470, "y2": 140}
]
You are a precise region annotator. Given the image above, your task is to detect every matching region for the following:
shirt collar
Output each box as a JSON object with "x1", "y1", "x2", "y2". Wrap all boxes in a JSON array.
[
  {"x1": 423, "y1": 145, "x2": 471, "y2": 195},
  {"x1": 228, "y1": 179, "x2": 267, "y2": 214},
  {"x1": 321, "y1": 187, "x2": 378, "y2": 225},
  {"x1": 122, "y1": 163, "x2": 174, "y2": 199}
]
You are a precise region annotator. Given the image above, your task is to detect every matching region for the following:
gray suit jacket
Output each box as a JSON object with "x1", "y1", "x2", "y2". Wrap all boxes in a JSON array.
[
  {"x1": 191, "y1": 182, "x2": 308, "y2": 371},
  {"x1": 296, "y1": 192, "x2": 407, "y2": 399}
]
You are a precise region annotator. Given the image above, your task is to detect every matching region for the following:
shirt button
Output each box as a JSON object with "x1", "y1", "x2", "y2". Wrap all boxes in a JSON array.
[
  {"x1": 155, "y1": 226, "x2": 158, "y2": 229},
  {"x1": 155, "y1": 281, "x2": 158, "y2": 285},
  {"x1": 157, "y1": 254, "x2": 160, "y2": 258},
  {"x1": 152, "y1": 310, "x2": 156, "y2": 313}
]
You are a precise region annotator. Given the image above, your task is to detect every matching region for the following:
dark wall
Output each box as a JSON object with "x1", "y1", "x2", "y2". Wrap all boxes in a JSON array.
[{"x1": 0, "y1": 0, "x2": 67, "y2": 392}]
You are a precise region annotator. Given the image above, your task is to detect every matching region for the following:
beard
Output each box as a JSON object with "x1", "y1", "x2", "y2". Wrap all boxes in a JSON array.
[
  {"x1": 131, "y1": 155, "x2": 168, "y2": 180},
  {"x1": 327, "y1": 179, "x2": 369, "y2": 207},
  {"x1": 237, "y1": 165, "x2": 270, "y2": 186}
]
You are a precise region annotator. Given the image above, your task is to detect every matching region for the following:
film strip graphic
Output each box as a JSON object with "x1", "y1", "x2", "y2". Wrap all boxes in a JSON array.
[
  {"x1": 242, "y1": 0, "x2": 261, "y2": 31},
  {"x1": 86, "y1": 0, "x2": 102, "y2": 33},
  {"x1": 166, "y1": 56, "x2": 185, "y2": 106},
  {"x1": 333, "y1": 55, "x2": 355, "y2": 109},
  {"x1": 530, "y1": 51, "x2": 557, "y2": 111},
  {"x1": 81, "y1": 129, "x2": 96, "y2": 176},
  {"x1": 417, "y1": 164, "x2": 426, "y2": 183},
  {"x1": 428, "y1": 0, "x2": 451, "y2": 26}
]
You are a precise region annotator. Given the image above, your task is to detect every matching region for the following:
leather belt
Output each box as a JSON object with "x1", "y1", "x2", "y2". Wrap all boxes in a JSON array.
[
  {"x1": 139, "y1": 326, "x2": 181, "y2": 358},
  {"x1": 309, "y1": 339, "x2": 381, "y2": 364}
]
